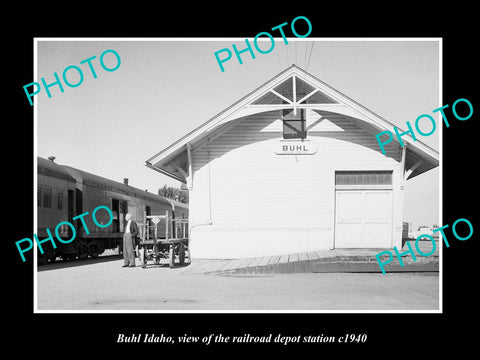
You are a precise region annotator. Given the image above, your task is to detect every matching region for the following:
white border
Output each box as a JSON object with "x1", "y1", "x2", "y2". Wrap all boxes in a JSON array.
[
  {"x1": 438, "y1": 39, "x2": 443, "y2": 314},
  {"x1": 33, "y1": 37, "x2": 442, "y2": 314}
]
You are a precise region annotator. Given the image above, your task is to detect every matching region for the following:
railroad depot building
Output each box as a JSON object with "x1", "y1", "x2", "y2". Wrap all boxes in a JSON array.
[{"x1": 146, "y1": 65, "x2": 439, "y2": 259}]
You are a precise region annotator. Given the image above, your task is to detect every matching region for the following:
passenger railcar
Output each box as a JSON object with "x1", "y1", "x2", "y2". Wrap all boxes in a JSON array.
[
  {"x1": 37, "y1": 157, "x2": 77, "y2": 262},
  {"x1": 37, "y1": 156, "x2": 188, "y2": 264}
]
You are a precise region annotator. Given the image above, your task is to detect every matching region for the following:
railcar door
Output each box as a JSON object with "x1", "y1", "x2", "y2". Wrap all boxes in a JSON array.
[
  {"x1": 112, "y1": 199, "x2": 128, "y2": 233},
  {"x1": 145, "y1": 205, "x2": 151, "y2": 239},
  {"x1": 119, "y1": 200, "x2": 127, "y2": 232},
  {"x1": 68, "y1": 190, "x2": 74, "y2": 223},
  {"x1": 75, "y1": 189, "x2": 83, "y2": 230},
  {"x1": 112, "y1": 199, "x2": 119, "y2": 232}
]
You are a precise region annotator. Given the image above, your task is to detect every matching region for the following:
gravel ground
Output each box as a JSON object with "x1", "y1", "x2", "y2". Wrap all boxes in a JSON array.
[{"x1": 36, "y1": 257, "x2": 439, "y2": 311}]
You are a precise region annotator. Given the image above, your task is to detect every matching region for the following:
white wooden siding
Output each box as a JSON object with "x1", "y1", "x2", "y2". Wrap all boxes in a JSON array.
[{"x1": 189, "y1": 110, "x2": 403, "y2": 259}]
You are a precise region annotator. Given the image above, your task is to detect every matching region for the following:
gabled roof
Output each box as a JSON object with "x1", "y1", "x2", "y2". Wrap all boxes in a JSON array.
[{"x1": 146, "y1": 65, "x2": 439, "y2": 182}]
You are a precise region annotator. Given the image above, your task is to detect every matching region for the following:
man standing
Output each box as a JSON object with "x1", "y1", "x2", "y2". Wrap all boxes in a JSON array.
[{"x1": 122, "y1": 213, "x2": 139, "y2": 268}]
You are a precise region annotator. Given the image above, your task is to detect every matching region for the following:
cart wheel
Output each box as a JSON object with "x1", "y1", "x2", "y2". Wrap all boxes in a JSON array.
[
  {"x1": 178, "y1": 243, "x2": 185, "y2": 265},
  {"x1": 169, "y1": 245, "x2": 175, "y2": 268}
]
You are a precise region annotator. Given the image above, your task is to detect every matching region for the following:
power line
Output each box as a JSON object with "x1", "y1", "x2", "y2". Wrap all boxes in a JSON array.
[
  {"x1": 304, "y1": 41, "x2": 308, "y2": 69},
  {"x1": 306, "y1": 41, "x2": 315, "y2": 71},
  {"x1": 295, "y1": 40, "x2": 298, "y2": 65},
  {"x1": 286, "y1": 43, "x2": 289, "y2": 66},
  {"x1": 277, "y1": 40, "x2": 281, "y2": 72}
]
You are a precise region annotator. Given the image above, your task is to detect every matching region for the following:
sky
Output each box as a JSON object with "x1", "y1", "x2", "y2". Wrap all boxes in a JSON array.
[{"x1": 36, "y1": 38, "x2": 440, "y2": 230}]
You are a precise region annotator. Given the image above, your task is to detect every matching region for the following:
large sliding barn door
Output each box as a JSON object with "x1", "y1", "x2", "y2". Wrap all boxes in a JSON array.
[{"x1": 334, "y1": 171, "x2": 393, "y2": 249}]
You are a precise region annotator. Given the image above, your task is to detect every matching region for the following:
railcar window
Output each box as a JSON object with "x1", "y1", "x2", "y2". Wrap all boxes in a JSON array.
[{"x1": 43, "y1": 187, "x2": 52, "y2": 208}]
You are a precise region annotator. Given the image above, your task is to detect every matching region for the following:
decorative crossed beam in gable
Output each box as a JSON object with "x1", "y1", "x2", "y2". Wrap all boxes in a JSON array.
[{"x1": 249, "y1": 74, "x2": 338, "y2": 116}]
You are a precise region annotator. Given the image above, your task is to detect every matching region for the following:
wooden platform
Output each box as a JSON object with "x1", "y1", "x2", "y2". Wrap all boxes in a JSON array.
[{"x1": 179, "y1": 243, "x2": 440, "y2": 275}]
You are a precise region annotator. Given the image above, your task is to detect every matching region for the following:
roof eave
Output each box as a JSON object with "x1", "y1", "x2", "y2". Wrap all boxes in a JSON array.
[
  {"x1": 145, "y1": 161, "x2": 186, "y2": 184},
  {"x1": 146, "y1": 65, "x2": 439, "y2": 177},
  {"x1": 146, "y1": 66, "x2": 301, "y2": 167}
]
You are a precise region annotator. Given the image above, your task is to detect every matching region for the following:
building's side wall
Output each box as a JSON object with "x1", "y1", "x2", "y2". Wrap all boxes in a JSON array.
[{"x1": 188, "y1": 110, "x2": 403, "y2": 259}]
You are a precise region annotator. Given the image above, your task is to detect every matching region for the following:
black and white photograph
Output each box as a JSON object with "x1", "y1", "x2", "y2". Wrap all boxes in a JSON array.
[
  {"x1": 33, "y1": 38, "x2": 441, "y2": 312},
  {"x1": 7, "y1": 7, "x2": 478, "y2": 355}
]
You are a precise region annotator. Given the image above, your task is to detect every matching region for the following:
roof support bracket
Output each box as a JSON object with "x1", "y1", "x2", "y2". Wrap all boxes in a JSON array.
[
  {"x1": 172, "y1": 160, "x2": 188, "y2": 179},
  {"x1": 400, "y1": 143, "x2": 408, "y2": 189},
  {"x1": 406, "y1": 160, "x2": 423, "y2": 181}
]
